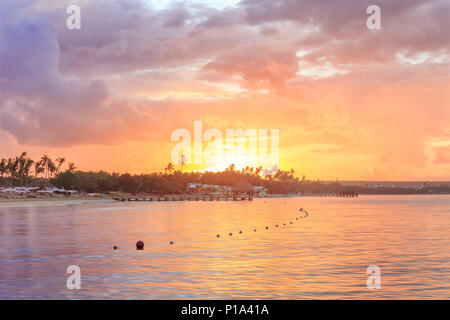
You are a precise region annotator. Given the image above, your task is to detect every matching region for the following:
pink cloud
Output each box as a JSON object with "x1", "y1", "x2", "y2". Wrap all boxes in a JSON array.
[
  {"x1": 203, "y1": 46, "x2": 299, "y2": 89},
  {"x1": 434, "y1": 146, "x2": 450, "y2": 164}
]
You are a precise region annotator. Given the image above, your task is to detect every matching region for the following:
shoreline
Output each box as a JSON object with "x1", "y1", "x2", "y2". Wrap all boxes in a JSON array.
[
  {"x1": 0, "y1": 196, "x2": 116, "y2": 207},
  {"x1": 1, "y1": 193, "x2": 450, "y2": 207}
]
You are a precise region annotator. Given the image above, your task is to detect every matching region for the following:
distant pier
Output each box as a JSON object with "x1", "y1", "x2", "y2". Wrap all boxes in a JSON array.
[
  {"x1": 112, "y1": 191, "x2": 358, "y2": 202},
  {"x1": 112, "y1": 195, "x2": 253, "y2": 202},
  {"x1": 299, "y1": 191, "x2": 358, "y2": 197},
  {"x1": 113, "y1": 178, "x2": 257, "y2": 202}
]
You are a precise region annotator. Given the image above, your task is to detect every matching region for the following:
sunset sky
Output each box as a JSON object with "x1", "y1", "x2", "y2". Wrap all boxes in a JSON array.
[{"x1": 0, "y1": 0, "x2": 449, "y2": 180}]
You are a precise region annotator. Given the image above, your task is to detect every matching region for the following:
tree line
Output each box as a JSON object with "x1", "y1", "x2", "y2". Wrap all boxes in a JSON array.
[
  {"x1": 48, "y1": 165, "x2": 450, "y2": 195},
  {"x1": 3, "y1": 155, "x2": 448, "y2": 195},
  {"x1": 51, "y1": 162, "x2": 335, "y2": 194},
  {"x1": 0, "y1": 152, "x2": 76, "y2": 186}
]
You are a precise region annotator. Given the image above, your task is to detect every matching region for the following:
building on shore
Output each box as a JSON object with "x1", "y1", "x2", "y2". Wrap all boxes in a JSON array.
[
  {"x1": 253, "y1": 186, "x2": 268, "y2": 196},
  {"x1": 187, "y1": 183, "x2": 232, "y2": 196},
  {"x1": 232, "y1": 179, "x2": 254, "y2": 200}
]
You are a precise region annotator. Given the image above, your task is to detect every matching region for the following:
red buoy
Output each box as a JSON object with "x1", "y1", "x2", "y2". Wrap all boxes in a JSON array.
[{"x1": 136, "y1": 240, "x2": 144, "y2": 250}]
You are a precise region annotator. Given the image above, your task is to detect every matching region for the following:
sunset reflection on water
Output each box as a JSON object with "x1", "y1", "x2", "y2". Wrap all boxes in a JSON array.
[{"x1": 1, "y1": 195, "x2": 449, "y2": 299}]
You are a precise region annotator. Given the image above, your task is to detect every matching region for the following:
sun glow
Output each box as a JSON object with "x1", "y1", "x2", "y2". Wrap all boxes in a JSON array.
[
  {"x1": 171, "y1": 121, "x2": 280, "y2": 173},
  {"x1": 201, "y1": 140, "x2": 276, "y2": 174}
]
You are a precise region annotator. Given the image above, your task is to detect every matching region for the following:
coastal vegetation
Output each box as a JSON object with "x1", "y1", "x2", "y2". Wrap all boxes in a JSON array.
[
  {"x1": 51, "y1": 164, "x2": 308, "y2": 194},
  {"x1": 0, "y1": 152, "x2": 76, "y2": 186},
  {"x1": 1, "y1": 153, "x2": 449, "y2": 195}
]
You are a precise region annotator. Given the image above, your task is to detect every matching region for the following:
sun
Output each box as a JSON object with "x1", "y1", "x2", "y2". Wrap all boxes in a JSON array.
[{"x1": 201, "y1": 142, "x2": 272, "y2": 173}]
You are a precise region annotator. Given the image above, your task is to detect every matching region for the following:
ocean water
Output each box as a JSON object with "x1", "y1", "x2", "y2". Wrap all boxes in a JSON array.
[{"x1": 0, "y1": 195, "x2": 449, "y2": 299}]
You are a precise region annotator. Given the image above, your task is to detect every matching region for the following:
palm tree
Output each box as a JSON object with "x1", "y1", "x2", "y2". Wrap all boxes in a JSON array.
[
  {"x1": 227, "y1": 163, "x2": 236, "y2": 173},
  {"x1": 7, "y1": 158, "x2": 19, "y2": 184},
  {"x1": 55, "y1": 157, "x2": 65, "y2": 174},
  {"x1": 56, "y1": 157, "x2": 66, "y2": 175},
  {"x1": 0, "y1": 159, "x2": 7, "y2": 182},
  {"x1": 40, "y1": 155, "x2": 50, "y2": 179},
  {"x1": 67, "y1": 162, "x2": 77, "y2": 173},
  {"x1": 23, "y1": 159, "x2": 34, "y2": 185},
  {"x1": 165, "y1": 162, "x2": 174, "y2": 174},
  {"x1": 178, "y1": 155, "x2": 187, "y2": 173},
  {"x1": 34, "y1": 161, "x2": 44, "y2": 179},
  {"x1": 17, "y1": 152, "x2": 28, "y2": 184},
  {"x1": 47, "y1": 159, "x2": 56, "y2": 178},
  {"x1": 274, "y1": 169, "x2": 281, "y2": 179},
  {"x1": 16, "y1": 152, "x2": 35, "y2": 185}
]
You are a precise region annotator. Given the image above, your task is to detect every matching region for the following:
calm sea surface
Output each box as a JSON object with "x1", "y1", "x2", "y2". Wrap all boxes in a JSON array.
[{"x1": 0, "y1": 195, "x2": 449, "y2": 299}]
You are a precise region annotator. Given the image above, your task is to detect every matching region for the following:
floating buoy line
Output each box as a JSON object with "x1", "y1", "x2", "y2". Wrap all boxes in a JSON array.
[
  {"x1": 114, "y1": 207, "x2": 310, "y2": 250},
  {"x1": 215, "y1": 208, "x2": 310, "y2": 240}
]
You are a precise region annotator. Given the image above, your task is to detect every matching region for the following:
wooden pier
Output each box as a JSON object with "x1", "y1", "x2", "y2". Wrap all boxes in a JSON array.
[
  {"x1": 113, "y1": 179, "x2": 258, "y2": 202},
  {"x1": 299, "y1": 191, "x2": 358, "y2": 197},
  {"x1": 112, "y1": 195, "x2": 253, "y2": 202}
]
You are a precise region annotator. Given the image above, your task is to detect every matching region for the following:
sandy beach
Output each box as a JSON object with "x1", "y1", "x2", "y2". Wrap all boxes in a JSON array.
[{"x1": 0, "y1": 196, "x2": 117, "y2": 207}]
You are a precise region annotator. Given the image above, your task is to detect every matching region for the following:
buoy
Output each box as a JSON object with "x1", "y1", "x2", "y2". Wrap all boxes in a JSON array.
[
  {"x1": 290, "y1": 222, "x2": 293, "y2": 224},
  {"x1": 276, "y1": 224, "x2": 279, "y2": 227},
  {"x1": 266, "y1": 226, "x2": 269, "y2": 230},
  {"x1": 296, "y1": 218, "x2": 298, "y2": 220},
  {"x1": 300, "y1": 208, "x2": 303, "y2": 211},
  {"x1": 170, "y1": 241, "x2": 174, "y2": 245},
  {"x1": 229, "y1": 232, "x2": 233, "y2": 236},
  {"x1": 239, "y1": 230, "x2": 242, "y2": 234},
  {"x1": 217, "y1": 234, "x2": 220, "y2": 238},
  {"x1": 254, "y1": 228, "x2": 256, "y2": 232},
  {"x1": 113, "y1": 246, "x2": 118, "y2": 250},
  {"x1": 136, "y1": 240, "x2": 144, "y2": 250},
  {"x1": 283, "y1": 223, "x2": 286, "y2": 226}
]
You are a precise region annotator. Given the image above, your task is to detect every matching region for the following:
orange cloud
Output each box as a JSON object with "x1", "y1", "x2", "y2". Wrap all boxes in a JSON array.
[{"x1": 1, "y1": 0, "x2": 449, "y2": 180}]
